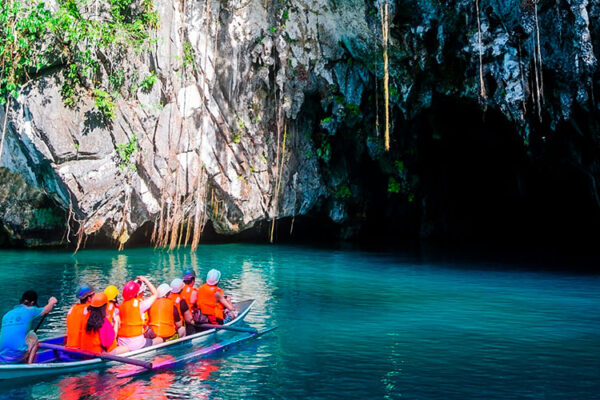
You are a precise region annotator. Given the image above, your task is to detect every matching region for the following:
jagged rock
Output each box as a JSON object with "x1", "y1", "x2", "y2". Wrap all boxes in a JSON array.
[{"x1": 0, "y1": 0, "x2": 598, "y2": 246}]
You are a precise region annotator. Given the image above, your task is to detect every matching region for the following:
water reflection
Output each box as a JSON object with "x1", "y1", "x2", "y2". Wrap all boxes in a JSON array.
[{"x1": 58, "y1": 367, "x2": 177, "y2": 400}]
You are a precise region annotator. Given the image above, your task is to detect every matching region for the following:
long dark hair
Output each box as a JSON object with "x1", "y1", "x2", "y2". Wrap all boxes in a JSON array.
[{"x1": 86, "y1": 304, "x2": 106, "y2": 333}]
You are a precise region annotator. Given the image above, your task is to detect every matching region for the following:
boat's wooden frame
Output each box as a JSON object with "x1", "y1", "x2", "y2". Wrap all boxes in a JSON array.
[{"x1": 0, "y1": 299, "x2": 255, "y2": 380}]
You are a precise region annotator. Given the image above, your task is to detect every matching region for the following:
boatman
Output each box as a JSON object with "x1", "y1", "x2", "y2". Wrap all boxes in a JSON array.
[
  {"x1": 0, "y1": 290, "x2": 57, "y2": 364},
  {"x1": 196, "y1": 269, "x2": 237, "y2": 325},
  {"x1": 66, "y1": 286, "x2": 95, "y2": 348}
]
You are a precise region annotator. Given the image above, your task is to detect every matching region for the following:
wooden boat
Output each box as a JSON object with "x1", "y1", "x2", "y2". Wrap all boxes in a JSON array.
[{"x1": 0, "y1": 299, "x2": 255, "y2": 381}]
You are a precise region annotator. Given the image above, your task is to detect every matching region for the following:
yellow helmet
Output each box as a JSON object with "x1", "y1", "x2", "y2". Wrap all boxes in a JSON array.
[{"x1": 104, "y1": 285, "x2": 119, "y2": 301}]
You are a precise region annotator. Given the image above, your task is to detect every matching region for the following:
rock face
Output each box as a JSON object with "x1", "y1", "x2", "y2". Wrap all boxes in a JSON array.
[{"x1": 0, "y1": 0, "x2": 599, "y2": 247}]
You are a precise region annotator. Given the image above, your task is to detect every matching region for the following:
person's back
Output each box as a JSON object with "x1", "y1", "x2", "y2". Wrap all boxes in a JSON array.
[
  {"x1": 148, "y1": 297, "x2": 176, "y2": 339},
  {"x1": 118, "y1": 297, "x2": 143, "y2": 338},
  {"x1": 197, "y1": 283, "x2": 224, "y2": 323},
  {"x1": 169, "y1": 279, "x2": 192, "y2": 337},
  {"x1": 117, "y1": 276, "x2": 158, "y2": 351},
  {"x1": 180, "y1": 271, "x2": 198, "y2": 310},
  {"x1": 0, "y1": 304, "x2": 43, "y2": 363},
  {"x1": 0, "y1": 291, "x2": 57, "y2": 364},
  {"x1": 66, "y1": 286, "x2": 95, "y2": 347},
  {"x1": 80, "y1": 293, "x2": 117, "y2": 353},
  {"x1": 66, "y1": 304, "x2": 88, "y2": 347},
  {"x1": 196, "y1": 269, "x2": 237, "y2": 324}
]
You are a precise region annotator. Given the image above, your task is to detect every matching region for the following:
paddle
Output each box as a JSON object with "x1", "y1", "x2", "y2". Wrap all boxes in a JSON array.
[
  {"x1": 39, "y1": 343, "x2": 152, "y2": 369},
  {"x1": 33, "y1": 314, "x2": 47, "y2": 333},
  {"x1": 199, "y1": 324, "x2": 258, "y2": 333}
]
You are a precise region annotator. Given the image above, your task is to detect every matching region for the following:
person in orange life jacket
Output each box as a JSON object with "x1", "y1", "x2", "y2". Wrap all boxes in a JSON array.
[
  {"x1": 169, "y1": 278, "x2": 194, "y2": 337},
  {"x1": 197, "y1": 269, "x2": 237, "y2": 325},
  {"x1": 117, "y1": 276, "x2": 160, "y2": 350},
  {"x1": 66, "y1": 286, "x2": 95, "y2": 348},
  {"x1": 103, "y1": 285, "x2": 120, "y2": 326},
  {"x1": 181, "y1": 271, "x2": 198, "y2": 310},
  {"x1": 145, "y1": 284, "x2": 183, "y2": 342},
  {"x1": 0, "y1": 291, "x2": 57, "y2": 364},
  {"x1": 80, "y1": 293, "x2": 129, "y2": 355}
]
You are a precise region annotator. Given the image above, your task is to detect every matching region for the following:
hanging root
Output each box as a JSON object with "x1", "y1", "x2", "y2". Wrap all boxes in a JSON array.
[
  {"x1": 475, "y1": 0, "x2": 487, "y2": 101},
  {"x1": 190, "y1": 166, "x2": 208, "y2": 252},
  {"x1": 533, "y1": 0, "x2": 543, "y2": 121},
  {"x1": 380, "y1": 1, "x2": 390, "y2": 150},
  {"x1": 270, "y1": 122, "x2": 287, "y2": 243}
]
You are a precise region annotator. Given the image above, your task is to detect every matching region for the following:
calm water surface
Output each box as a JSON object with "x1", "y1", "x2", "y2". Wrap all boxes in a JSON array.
[{"x1": 0, "y1": 244, "x2": 598, "y2": 399}]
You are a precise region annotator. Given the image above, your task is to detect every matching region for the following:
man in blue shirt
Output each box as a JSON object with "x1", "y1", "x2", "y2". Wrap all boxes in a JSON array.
[{"x1": 0, "y1": 290, "x2": 57, "y2": 364}]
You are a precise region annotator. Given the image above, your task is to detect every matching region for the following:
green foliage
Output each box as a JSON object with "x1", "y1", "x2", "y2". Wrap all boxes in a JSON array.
[
  {"x1": 116, "y1": 135, "x2": 139, "y2": 170},
  {"x1": 346, "y1": 103, "x2": 361, "y2": 116},
  {"x1": 183, "y1": 41, "x2": 195, "y2": 70},
  {"x1": 316, "y1": 141, "x2": 331, "y2": 162},
  {"x1": 109, "y1": 0, "x2": 134, "y2": 22},
  {"x1": 0, "y1": 1, "x2": 52, "y2": 104},
  {"x1": 335, "y1": 184, "x2": 352, "y2": 200},
  {"x1": 233, "y1": 132, "x2": 242, "y2": 144},
  {"x1": 139, "y1": 72, "x2": 157, "y2": 93},
  {"x1": 0, "y1": 0, "x2": 157, "y2": 116},
  {"x1": 93, "y1": 89, "x2": 116, "y2": 120},
  {"x1": 388, "y1": 176, "x2": 401, "y2": 194},
  {"x1": 394, "y1": 160, "x2": 405, "y2": 172},
  {"x1": 321, "y1": 116, "x2": 332, "y2": 124},
  {"x1": 269, "y1": 26, "x2": 278, "y2": 34},
  {"x1": 235, "y1": 114, "x2": 246, "y2": 129},
  {"x1": 109, "y1": 71, "x2": 126, "y2": 91}
]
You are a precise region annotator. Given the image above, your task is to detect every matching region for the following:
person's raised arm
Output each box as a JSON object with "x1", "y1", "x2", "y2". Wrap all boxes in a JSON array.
[
  {"x1": 41, "y1": 297, "x2": 58, "y2": 316},
  {"x1": 137, "y1": 276, "x2": 157, "y2": 304}
]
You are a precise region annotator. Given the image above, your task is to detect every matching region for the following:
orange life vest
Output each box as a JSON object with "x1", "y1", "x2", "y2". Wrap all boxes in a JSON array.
[
  {"x1": 181, "y1": 284, "x2": 197, "y2": 309},
  {"x1": 66, "y1": 303, "x2": 88, "y2": 347},
  {"x1": 80, "y1": 315, "x2": 116, "y2": 353},
  {"x1": 196, "y1": 283, "x2": 224, "y2": 320},
  {"x1": 106, "y1": 302, "x2": 118, "y2": 325},
  {"x1": 148, "y1": 298, "x2": 176, "y2": 338},
  {"x1": 168, "y1": 292, "x2": 184, "y2": 321},
  {"x1": 118, "y1": 298, "x2": 144, "y2": 337}
]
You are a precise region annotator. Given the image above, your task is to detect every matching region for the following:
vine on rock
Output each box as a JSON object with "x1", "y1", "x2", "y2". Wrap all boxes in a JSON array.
[{"x1": 0, "y1": 0, "x2": 158, "y2": 157}]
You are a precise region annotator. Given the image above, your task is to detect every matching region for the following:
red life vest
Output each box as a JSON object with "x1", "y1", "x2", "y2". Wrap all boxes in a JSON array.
[
  {"x1": 196, "y1": 283, "x2": 224, "y2": 320},
  {"x1": 148, "y1": 298, "x2": 176, "y2": 338},
  {"x1": 181, "y1": 284, "x2": 197, "y2": 309},
  {"x1": 118, "y1": 298, "x2": 144, "y2": 337},
  {"x1": 66, "y1": 304, "x2": 88, "y2": 347}
]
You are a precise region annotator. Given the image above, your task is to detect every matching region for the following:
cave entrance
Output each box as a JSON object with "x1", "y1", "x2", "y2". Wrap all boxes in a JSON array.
[{"x1": 417, "y1": 97, "x2": 600, "y2": 248}]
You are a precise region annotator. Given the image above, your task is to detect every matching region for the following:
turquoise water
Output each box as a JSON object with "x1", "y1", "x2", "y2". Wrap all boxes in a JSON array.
[{"x1": 0, "y1": 244, "x2": 598, "y2": 399}]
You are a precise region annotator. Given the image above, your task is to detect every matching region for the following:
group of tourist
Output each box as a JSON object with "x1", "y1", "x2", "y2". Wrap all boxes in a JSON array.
[{"x1": 0, "y1": 269, "x2": 237, "y2": 364}]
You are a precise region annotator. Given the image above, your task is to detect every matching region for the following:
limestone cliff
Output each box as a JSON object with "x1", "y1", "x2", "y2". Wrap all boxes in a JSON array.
[{"x1": 0, "y1": 0, "x2": 599, "y2": 247}]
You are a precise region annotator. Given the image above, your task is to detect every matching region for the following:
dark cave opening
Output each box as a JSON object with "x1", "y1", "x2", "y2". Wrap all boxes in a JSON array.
[{"x1": 415, "y1": 96, "x2": 600, "y2": 247}]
